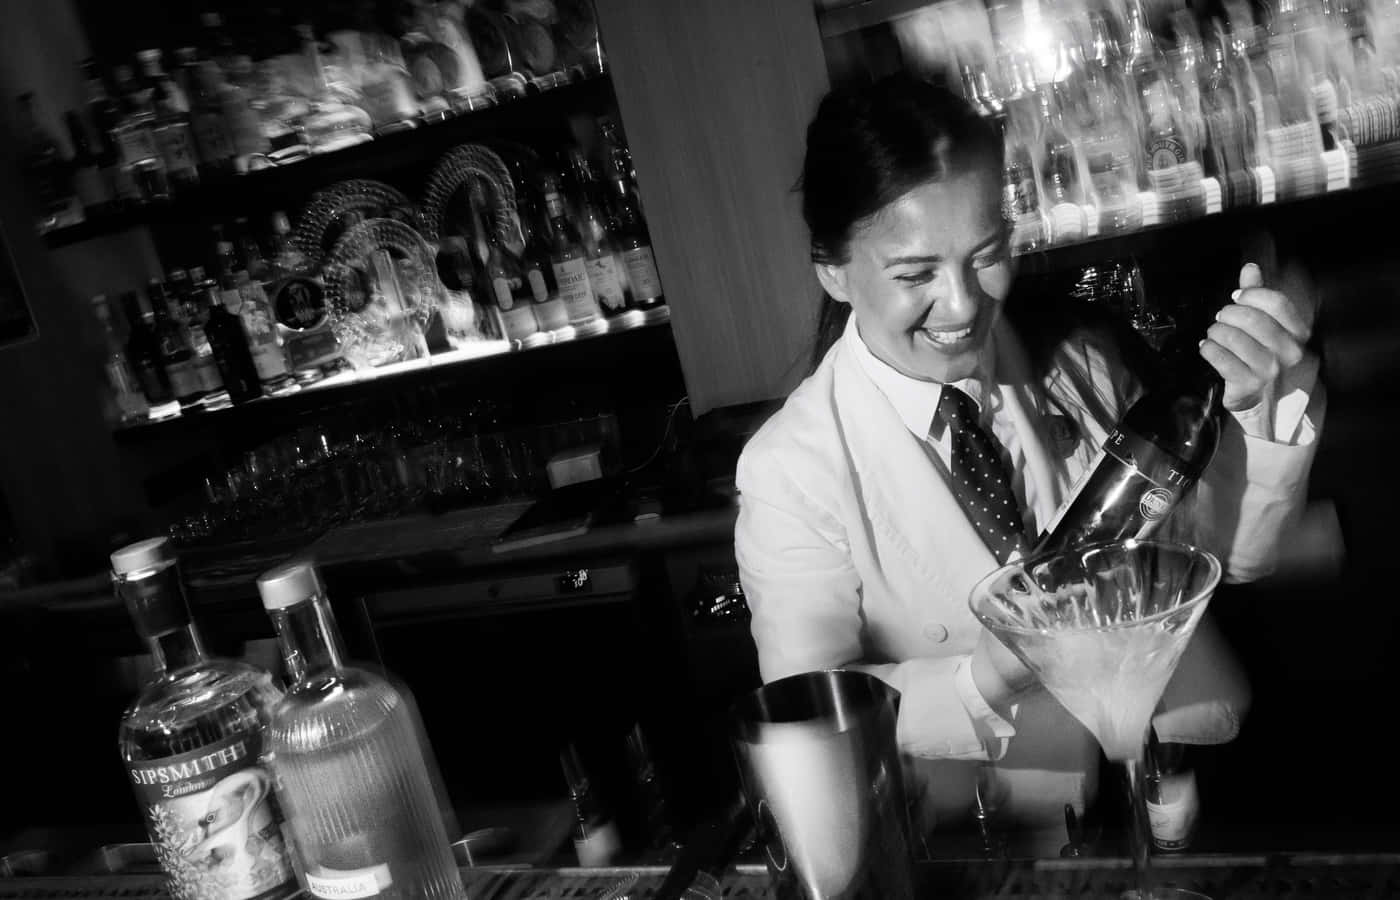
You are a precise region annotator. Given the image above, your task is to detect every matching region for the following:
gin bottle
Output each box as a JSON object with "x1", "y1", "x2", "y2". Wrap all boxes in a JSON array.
[
  {"x1": 257, "y1": 561, "x2": 465, "y2": 900},
  {"x1": 114, "y1": 538, "x2": 298, "y2": 900}
]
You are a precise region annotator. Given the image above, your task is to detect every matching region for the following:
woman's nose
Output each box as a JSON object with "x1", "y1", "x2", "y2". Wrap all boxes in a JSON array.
[{"x1": 943, "y1": 267, "x2": 979, "y2": 321}]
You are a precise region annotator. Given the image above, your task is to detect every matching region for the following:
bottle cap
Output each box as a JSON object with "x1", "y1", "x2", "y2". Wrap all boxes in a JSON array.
[
  {"x1": 257, "y1": 559, "x2": 321, "y2": 610},
  {"x1": 111, "y1": 537, "x2": 172, "y2": 576}
]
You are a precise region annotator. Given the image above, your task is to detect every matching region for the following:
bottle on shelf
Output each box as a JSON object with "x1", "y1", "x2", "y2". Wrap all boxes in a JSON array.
[
  {"x1": 518, "y1": 191, "x2": 570, "y2": 331},
  {"x1": 266, "y1": 211, "x2": 341, "y2": 375},
  {"x1": 90, "y1": 294, "x2": 150, "y2": 424},
  {"x1": 561, "y1": 741, "x2": 622, "y2": 867},
  {"x1": 219, "y1": 58, "x2": 271, "y2": 172},
  {"x1": 1079, "y1": 20, "x2": 1145, "y2": 233},
  {"x1": 166, "y1": 268, "x2": 226, "y2": 401},
  {"x1": 111, "y1": 64, "x2": 171, "y2": 203},
  {"x1": 1035, "y1": 82, "x2": 1088, "y2": 244},
  {"x1": 82, "y1": 58, "x2": 137, "y2": 207},
  {"x1": 113, "y1": 537, "x2": 300, "y2": 900},
  {"x1": 1001, "y1": 118, "x2": 1046, "y2": 254},
  {"x1": 197, "y1": 268, "x2": 264, "y2": 404},
  {"x1": 217, "y1": 240, "x2": 294, "y2": 392},
  {"x1": 542, "y1": 176, "x2": 603, "y2": 328},
  {"x1": 486, "y1": 228, "x2": 542, "y2": 343},
  {"x1": 138, "y1": 49, "x2": 200, "y2": 191},
  {"x1": 65, "y1": 109, "x2": 113, "y2": 217},
  {"x1": 148, "y1": 278, "x2": 207, "y2": 410},
  {"x1": 575, "y1": 177, "x2": 629, "y2": 317},
  {"x1": 1035, "y1": 340, "x2": 1224, "y2": 553},
  {"x1": 188, "y1": 59, "x2": 238, "y2": 179},
  {"x1": 15, "y1": 93, "x2": 74, "y2": 231},
  {"x1": 1145, "y1": 726, "x2": 1200, "y2": 852},
  {"x1": 256, "y1": 560, "x2": 465, "y2": 900},
  {"x1": 1200, "y1": 31, "x2": 1256, "y2": 208},
  {"x1": 608, "y1": 176, "x2": 664, "y2": 310},
  {"x1": 119, "y1": 290, "x2": 175, "y2": 408}
]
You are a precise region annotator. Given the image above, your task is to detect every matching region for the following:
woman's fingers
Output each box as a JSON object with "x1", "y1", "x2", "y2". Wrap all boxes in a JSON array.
[
  {"x1": 1202, "y1": 324, "x2": 1277, "y2": 411},
  {"x1": 1232, "y1": 287, "x2": 1313, "y2": 344},
  {"x1": 1214, "y1": 304, "x2": 1306, "y2": 369},
  {"x1": 1238, "y1": 262, "x2": 1265, "y2": 290}
]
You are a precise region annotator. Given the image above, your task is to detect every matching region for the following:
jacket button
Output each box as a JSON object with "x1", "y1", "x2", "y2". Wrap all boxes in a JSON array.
[{"x1": 923, "y1": 623, "x2": 949, "y2": 643}]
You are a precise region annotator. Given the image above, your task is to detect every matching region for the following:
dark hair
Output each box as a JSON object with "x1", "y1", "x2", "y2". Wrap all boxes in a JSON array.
[{"x1": 798, "y1": 72, "x2": 1156, "y2": 396}]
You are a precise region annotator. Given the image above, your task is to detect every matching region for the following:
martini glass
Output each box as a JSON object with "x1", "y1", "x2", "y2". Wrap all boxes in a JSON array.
[{"x1": 969, "y1": 539, "x2": 1221, "y2": 900}]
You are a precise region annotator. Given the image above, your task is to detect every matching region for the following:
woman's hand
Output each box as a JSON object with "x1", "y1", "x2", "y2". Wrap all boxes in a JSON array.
[{"x1": 1200, "y1": 263, "x2": 1316, "y2": 429}]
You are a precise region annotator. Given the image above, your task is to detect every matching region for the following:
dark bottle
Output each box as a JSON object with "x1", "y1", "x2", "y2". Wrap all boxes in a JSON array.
[
  {"x1": 608, "y1": 177, "x2": 663, "y2": 310},
  {"x1": 1145, "y1": 727, "x2": 1199, "y2": 851},
  {"x1": 148, "y1": 279, "x2": 206, "y2": 408},
  {"x1": 120, "y1": 290, "x2": 174, "y2": 405},
  {"x1": 65, "y1": 110, "x2": 113, "y2": 216},
  {"x1": 1035, "y1": 349, "x2": 1224, "y2": 553},
  {"x1": 199, "y1": 273, "x2": 263, "y2": 404},
  {"x1": 81, "y1": 59, "x2": 134, "y2": 206},
  {"x1": 560, "y1": 742, "x2": 621, "y2": 867},
  {"x1": 518, "y1": 192, "x2": 569, "y2": 331}
]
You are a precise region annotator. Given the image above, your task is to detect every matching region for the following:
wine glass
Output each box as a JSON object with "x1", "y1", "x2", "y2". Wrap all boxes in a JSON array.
[{"x1": 969, "y1": 539, "x2": 1221, "y2": 900}]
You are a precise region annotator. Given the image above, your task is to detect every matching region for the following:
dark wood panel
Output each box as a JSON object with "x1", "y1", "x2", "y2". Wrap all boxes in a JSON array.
[{"x1": 594, "y1": 0, "x2": 829, "y2": 414}]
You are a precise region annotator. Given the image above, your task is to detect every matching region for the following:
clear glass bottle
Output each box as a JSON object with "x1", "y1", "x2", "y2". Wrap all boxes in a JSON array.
[
  {"x1": 518, "y1": 192, "x2": 570, "y2": 331},
  {"x1": 111, "y1": 63, "x2": 171, "y2": 202},
  {"x1": 167, "y1": 268, "x2": 227, "y2": 401},
  {"x1": 1035, "y1": 85, "x2": 1088, "y2": 243},
  {"x1": 138, "y1": 49, "x2": 200, "y2": 191},
  {"x1": 120, "y1": 290, "x2": 175, "y2": 407},
  {"x1": 114, "y1": 537, "x2": 299, "y2": 900},
  {"x1": 542, "y1": 176, "x2": 603, "y2": 327},
  {"x1": 1001, "y1": 118, "x2": 1045, "y2": 254},
  {"x1": 256, "y1": 561, "x2": 465, "y2": 900},
  {"x1": 91, "y1": 294, "x2": 150, "y2": 424},
  {"x1": 148, "y1": 278, "x2": 208, "y2": 409},
  {"x1": 82, "y1": 59, "x2": 137, "y2": 206},
  {"x1": 609, "y1": 177, "x2": 664, "y2": 309},
  {"x1": 487, "y1": 228, "x2": 541, "y2": 342},
  {"x1": 266, "y1": 211, "x2": 341, "y2": 375},
  {"x1": 561, "y1": 742, "x2": 622, "y2": 867}
]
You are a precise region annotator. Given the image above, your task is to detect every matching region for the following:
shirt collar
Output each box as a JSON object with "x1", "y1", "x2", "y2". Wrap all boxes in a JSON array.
[{"x1": 843, "y1": 314, "x2": 999, "y2": 440}]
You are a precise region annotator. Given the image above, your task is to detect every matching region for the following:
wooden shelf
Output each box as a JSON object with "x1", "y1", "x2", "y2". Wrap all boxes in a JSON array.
[
  {"x1": 815, "y1": 0, "x2": 937, "y2": 37},
  {"x1": 39, "y1": 70, "x2": 615, "y2": 249},
  {"x1": 111, "y1": 308, "x2": 674, "y2": 442}
]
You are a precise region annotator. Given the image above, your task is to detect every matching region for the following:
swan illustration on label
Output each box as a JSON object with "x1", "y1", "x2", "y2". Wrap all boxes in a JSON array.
[{"x1": 129, "y1": 732, "x2": 296, "y2": 900}]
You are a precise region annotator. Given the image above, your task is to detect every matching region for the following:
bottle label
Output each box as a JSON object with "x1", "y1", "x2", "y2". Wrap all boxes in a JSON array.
[
  {"x1": 283, "y1": 323, "x2": 342, "y2": 371},
  {"x1": 492, "y1": 276, "x2": 517, "y2": 311},
  {"x1": 157, "y1": 124, "x2": 200, "y2": 175},
  {"x1": 118, "y1": 127, "x2": 159, "y2": 168},
  {"x1": 526, "y1": 269, "x2": 548, "y2": 304},
  {"x1": 621, "y1": 246, "x2": 663, "y2": 301},
  {"x1": 305, "y1": 864, "x2": 394, "y2": 899},
  {"x1": 533, "y1": 296, "x2": 570, "y2": 332},
  {"x1": 271, "y1": 277, "x2": 328, "y2": 331},
  {"x1": 197, "y1": 357, "x2": 225, "y2": 393},
  {"x1": 193, "y1": 112, "x2": 235, "y2": 163},
  {"x1": 553, "y1": 258, "x2": 599, "y2": 323},
  {"x1": 128, "y1": 732, "x2": 296, "y2": 900},
  {"x1": 586, "y1": 255, "x2": 626, "y2": 311},
  {"x1": 237, "y1": 295, "x2": 289, "y2": 380},
  {"x1": 167, "y1": 360, "x2": 204, "y2": 399},
  {"x1": 497, "y1": 303, "x2": 538, "y2": 340},
  {"x1": 1148, "y1": 770, "x2": 1199, "y2": 850},
  {"x1": 1149, "y1": 137, "x2": 1189, "y2": 170},
  {"x1": 220, "y1": 288, "x2": 244, "y2": 315}
]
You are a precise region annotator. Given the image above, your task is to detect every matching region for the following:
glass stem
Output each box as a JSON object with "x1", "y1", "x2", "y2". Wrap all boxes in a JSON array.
[{"x1": 1123, "y1": 756, "x2": 1155, "y2": 900}]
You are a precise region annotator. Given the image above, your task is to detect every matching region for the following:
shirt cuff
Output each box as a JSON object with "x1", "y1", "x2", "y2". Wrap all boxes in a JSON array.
[
  {"x1": 954, "y1": 657, "x2": 1017, "y2": 761},
  {"x1": 1229, "y1": 356, "x2": 1320, "y2": 446}
]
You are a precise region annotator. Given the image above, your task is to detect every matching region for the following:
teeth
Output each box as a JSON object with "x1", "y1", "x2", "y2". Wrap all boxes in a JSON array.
[{"x1": 923, "y1": 327, "x2": 973, "y2": 344}]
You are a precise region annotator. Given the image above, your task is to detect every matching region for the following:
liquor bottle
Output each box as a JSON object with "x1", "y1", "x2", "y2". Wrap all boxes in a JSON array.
[
  {"x1": 233, "y1": 217, "x2": 268, "y2": 282},
  {"x1": 66, "y1": 110, "x2": 112, "y2": 217},
  {"x1": 111, "y1": 64, "x2": 171, "y2": 202},
  {"x1": 113, "y1": 538, "x2": 299, "y2": 900},
  {"x1": 487, "y1": 229, "x2": 541, "y2": 342},
  {"x1": 1080, "y1": 24, "x2": 1144, "y2": 233},
  {"x1": 217, "y1": 240, "x2": 293, "y2": 391},
  {"x1": 1146, "y1": 728, "x2": 1200, "y2": 851},
  {"x1": 560, "y1": 742, "x2": 622, "y2": 867},
  {"x1": 81, "y1": 59, "x2": 136, "y2": 206},
  {"x1": 1200, "y1": 36, "x2": 1255, "y2": 207},
  {"x1": 90, "y1": 294, "x2": 150, "y2": 423},
  {"x1": 1001, "y1": 120, "x2": 1045, "y2": 254},
  {"x1": 1035, "y1": 85, "x2": 1088, "y2": 244},
  {"x1": 514, "y1": 191, "x2": 567, "y2": 331},
  {"x1": 256, "y1": 561, "x2": 466, "y2": 900},
  {"x1": 198, "y1": 270, "x2": 263, "y2": 404},
  {"x1": 147, "y1": 279, "x2": 205, "y2": 409},
  {"x1": 542, "y1": 177, "x2": 603, "y2": 327},
  {"x1": 167, "y1": 268, "x2": 225, "y2": 399},
  {"x1": 220, "y1": 57, "x2": 272, "y2": 172},
  {"x1": 577, "y1": 189, "x2": 628, "y2": 317},
  {"x1": 609, "y1": 178, "x2": 664, "y2": 309},
  {"x1": 266, "y1": 212, "x2": 341, "y2": 373},
  {"x1": 15, "y1": 93, "x2": 73, "y2": 231},
  {"x1": 120, "y1": 291, "x2": 175, "y2": 406},
  {"x1": 1035, "y1": 347, "x2": 1224, "y2": 554},
  {"x1": 189, "y1": 60, "x2": 238, "y2": 179},
  {"x1": 138, "y1": 49, "x2": 200, "y2": 191}
]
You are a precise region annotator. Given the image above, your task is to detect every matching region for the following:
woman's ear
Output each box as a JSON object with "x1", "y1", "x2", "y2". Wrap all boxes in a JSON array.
[{"x1": 814, "y1": 263, "x2": 851, "y2": 305}]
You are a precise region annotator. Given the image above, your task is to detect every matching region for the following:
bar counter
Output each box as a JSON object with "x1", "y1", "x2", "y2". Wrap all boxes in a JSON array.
[{"x1": 7, "y1": 854, "x2": 1400, "y2": 899}]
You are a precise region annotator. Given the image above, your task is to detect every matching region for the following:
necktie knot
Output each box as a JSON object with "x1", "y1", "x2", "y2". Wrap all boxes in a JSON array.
[
  {"x1": 935, "y1": 385, "x2": 1027, "y2": 565},
  {"x1": 937, "y1": 385, "x2": 980, "y2": 432}
]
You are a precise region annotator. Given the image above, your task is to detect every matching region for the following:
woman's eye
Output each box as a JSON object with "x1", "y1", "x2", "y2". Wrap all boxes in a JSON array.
[
  {"x1": 973, "y1": 248, "x2": 1010, "y2": 269},
  {"x1": 894, "y1": 270, "x2": 936, "y2": 286}
]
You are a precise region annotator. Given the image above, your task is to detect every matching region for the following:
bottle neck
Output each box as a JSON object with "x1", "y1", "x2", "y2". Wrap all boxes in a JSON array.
[
  {"x1": 147, "y1": 622, "x2": 207, "y2": 672},
  {"x1": 269, "y1": 595, "x2": 346, "y2": 683}
]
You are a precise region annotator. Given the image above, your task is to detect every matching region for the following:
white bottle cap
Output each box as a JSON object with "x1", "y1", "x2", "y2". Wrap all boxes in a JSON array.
[
  {"x1": 110, "y1": 537, "x2": 172, "y2": 577},
  {"x1": 257, "y1": 560, "x2": 321, "y2": 610}
]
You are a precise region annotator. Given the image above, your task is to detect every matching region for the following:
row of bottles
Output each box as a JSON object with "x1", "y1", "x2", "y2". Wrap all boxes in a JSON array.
[
  {"x1": 932, "y1": 0, "x2": 1382, "y2": 251},
  {"x1": 115, "y1": 538, "x2": 678, "y2": 900},
  {"x1": 18, "y1": 1, "x2": 607, "y2": 230},
  {"x1": 90, "y1": 213, "x2": 331, "y2": 423}
]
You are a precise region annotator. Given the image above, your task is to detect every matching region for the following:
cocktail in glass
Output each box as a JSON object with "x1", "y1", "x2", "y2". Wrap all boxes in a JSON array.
[{"x1": 969, "y1": 539, "x2": 1222, "y2": 900}]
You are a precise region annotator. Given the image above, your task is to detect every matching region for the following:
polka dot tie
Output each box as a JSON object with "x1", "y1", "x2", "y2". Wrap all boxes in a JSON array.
[{"x1": 936, "y1": 386, "x2": 1028, "y2": 565}]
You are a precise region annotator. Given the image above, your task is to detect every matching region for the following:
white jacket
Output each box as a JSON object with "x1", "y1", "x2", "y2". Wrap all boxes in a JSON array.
[{"x1": 735, "y1": 317, "x2": 1323, "y2": 835}]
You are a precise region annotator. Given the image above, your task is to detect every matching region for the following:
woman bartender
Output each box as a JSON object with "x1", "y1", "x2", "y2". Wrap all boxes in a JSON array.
[{"x1": 734, "y1": 74, "x2": 1324, "y2": 840}]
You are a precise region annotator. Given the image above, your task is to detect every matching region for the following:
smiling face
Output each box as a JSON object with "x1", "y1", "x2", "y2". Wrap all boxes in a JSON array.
[{"x1": 816, "y1": 164, "x2": 1015, "y2": 383}]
